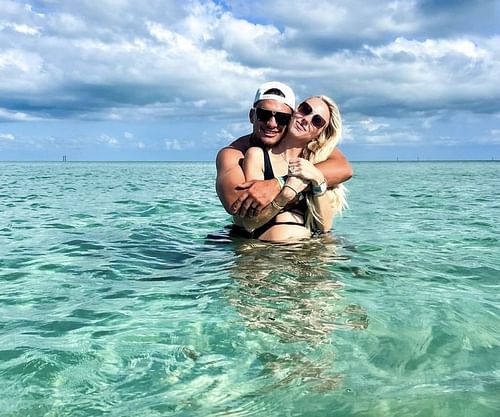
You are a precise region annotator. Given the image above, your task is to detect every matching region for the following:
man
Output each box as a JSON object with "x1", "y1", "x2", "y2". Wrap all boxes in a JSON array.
[{"x1": 216, "y1": 81, "x2": 352, "y2": 227}]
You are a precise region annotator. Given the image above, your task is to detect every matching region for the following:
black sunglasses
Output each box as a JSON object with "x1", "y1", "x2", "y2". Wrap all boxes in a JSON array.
[
  {"x1": 297, "y1": 102, "x2": 327, "y2": 129},
  {"x1": 255, "y1": 107, "x2": 292, "y2": 126}
]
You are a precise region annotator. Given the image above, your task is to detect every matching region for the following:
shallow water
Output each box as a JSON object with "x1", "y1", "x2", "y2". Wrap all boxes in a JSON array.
[{"x1": 1, "y1": 161, "x2": 499, "y2": 416}]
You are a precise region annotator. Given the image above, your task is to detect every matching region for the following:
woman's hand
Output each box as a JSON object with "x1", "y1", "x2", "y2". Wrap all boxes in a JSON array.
[
  {"x1": 288, "y1": 158, "x2": 325, "y2": 186},
  {"x1": 280, "y1": 175, "x2": 309, "y2": 203}
]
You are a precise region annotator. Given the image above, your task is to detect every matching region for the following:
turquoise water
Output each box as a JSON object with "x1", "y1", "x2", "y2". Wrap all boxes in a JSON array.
[{"x1": 1, "y1": 161, "x2": 499, "y2": 416}]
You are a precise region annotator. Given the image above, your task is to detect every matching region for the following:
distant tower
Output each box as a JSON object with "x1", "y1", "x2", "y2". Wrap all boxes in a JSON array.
[{"x1": 63, "y1": 155, "x2": 67, "y2": 162}]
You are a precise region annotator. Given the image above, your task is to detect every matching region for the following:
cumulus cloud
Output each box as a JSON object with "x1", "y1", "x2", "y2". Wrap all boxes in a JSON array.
[
  {"x1": 0, "y1": 107, "x2": 44, "y2": 121},
  {"x1": 0, "y1": 132, "x2": 15, "y2": 140},
  {"x1": 225, "y1": 0, "x2": 420, "y2": 48},
  {"x1": 0, "y1": 21, "x2": 40, "y2": 35},
  {"x1": 0, "y1": 0, "x2": 498, "y2": 124},
  {"x1": 227, "y1": 0, "x2": 499, "y2": 45},
  {"x1": 213, "y1": 121, "x2": 249, "y2": 145},
  {"x1": 99, "y1": 134, "x2": 119, "y2": 147},
  {"x1": 165, "y1": 138, "x2": 195, "y2": 150},
  {"x1": 0, "y1": 0, "x2": 499, "y2": 159},
  {"x1": 359, "y1": 119, "x2": 390, "y2": 132}
]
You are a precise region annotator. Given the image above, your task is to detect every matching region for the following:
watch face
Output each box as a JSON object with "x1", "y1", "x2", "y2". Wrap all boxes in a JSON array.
[{"x1": 313, "y1": 182, "x2": 327, "y2": 194}]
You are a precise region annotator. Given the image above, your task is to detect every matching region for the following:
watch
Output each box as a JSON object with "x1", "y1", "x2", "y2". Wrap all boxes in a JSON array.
[{"x1": 312, "y1": 181, "x2": 327, "y2": 196}]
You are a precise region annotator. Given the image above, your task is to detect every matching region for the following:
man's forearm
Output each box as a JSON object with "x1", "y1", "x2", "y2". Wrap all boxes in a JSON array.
[
  {"x1": 315, "y1": 160, "x2": 352, "y2": 187},
  {"x1": 315, "y1": 149, "x2": 353, "y2": 187},
  {"x1": 239, "y1": 185, "x2": 296, "y2": 232},
  {"x1": 234, "y1": 178, "x2": 282, "y2": 217},
  {"x1": 240, "y1": 203, "x2": 280, "y2": 233}
]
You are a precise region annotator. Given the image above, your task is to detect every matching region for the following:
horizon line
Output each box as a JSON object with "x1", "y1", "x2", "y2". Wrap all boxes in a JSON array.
[{"x1": 0, "y1": 158, "x2": 498, "y2": 163}]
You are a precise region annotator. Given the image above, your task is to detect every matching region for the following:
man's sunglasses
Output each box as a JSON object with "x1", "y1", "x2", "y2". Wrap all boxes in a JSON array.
[
  {"x1": 255, "y1": 107, "x2": 292, "y2": 126},
  {"x1": 297, "y1": 102, "x2": 327, "y2": 129}
]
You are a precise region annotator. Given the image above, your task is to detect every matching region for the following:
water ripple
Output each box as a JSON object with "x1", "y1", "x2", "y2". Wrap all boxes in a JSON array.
[{"x1": 1, "y1": 161, "x2": 499, "y2": 416}]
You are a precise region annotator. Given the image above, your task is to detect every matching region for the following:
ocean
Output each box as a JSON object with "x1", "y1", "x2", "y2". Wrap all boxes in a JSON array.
[{"x1": 1, "y1": 161, "x2": 499, "y2": 416}]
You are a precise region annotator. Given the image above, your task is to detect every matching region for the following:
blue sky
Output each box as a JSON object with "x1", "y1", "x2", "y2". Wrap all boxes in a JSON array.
[{"x1": 0, "y1": 0, "x2": 499, "y2": 161}]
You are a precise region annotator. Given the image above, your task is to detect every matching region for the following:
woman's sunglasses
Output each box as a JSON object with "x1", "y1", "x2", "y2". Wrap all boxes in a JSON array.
[
  {"x1": 297, "y1": 102, "x2": 327, "y2": 129},
  {"x1": 255, "y1": 107, "x2": 292, "y2": 126}
]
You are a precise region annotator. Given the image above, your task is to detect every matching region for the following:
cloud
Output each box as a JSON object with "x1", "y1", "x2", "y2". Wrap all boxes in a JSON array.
[
  {"x1": 0, "y1": 107, "x2": 44, "y2": 121},
  {"x1": 346, "y1": 116, "x2": 423, "y2": 146},
  {"x1": 214, "y1": 121, "x2": 248, "y2": 142},
  {"x1": 359, "y1": 118, "x2": 390, "y2": 132},
  {"x1": 165, "y1": 138, "x2": 195, "y2": 151},
  {"x1": 0, "y1": 132, "x2": 15, "y2": 140},
  {"x1": 227, "y1": 0, "x2": 499, "y2": 45},
  {"x1": 416, "y1": 0, "x2": 500, "y2": 36},
  {"x1": 226, "y1": 0, "x2": 420, "y2": 48},
  {"x1": 476, "y1": 128, "x2": 500, "y2": 144},
  {"x1": 99, "y1": 134, "x2": 119, "y2": 147},
  {"x1": 0, "y1": 0, "x2": 498, "y2": 125},
  {"x1": 0, "y1": 0, "x2": 499, "y2": 160},
  {"x1": 0, "y1": 21, "x2": 40, "y2": 35},
  {"x1": 122, "y1": 131, "x2": 146, "y2": 148},
  {"x1": 367, "y1": 37, "x2": 488, "y2": 60}
]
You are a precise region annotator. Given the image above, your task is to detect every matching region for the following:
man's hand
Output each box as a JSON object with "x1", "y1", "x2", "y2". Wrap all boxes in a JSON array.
[{"x1": 231, "y1": 179, "x2": 281, "y2": 217}]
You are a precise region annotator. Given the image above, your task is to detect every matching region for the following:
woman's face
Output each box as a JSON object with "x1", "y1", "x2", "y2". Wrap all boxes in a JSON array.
[{"x1": 288, "y1": 97, "x2": 330, "y2": 142}]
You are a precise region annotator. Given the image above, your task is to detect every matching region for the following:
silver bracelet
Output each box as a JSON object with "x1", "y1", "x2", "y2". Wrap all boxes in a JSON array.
[{"x1": 271, "y1": 200, "x2": 284, "y2": 210}]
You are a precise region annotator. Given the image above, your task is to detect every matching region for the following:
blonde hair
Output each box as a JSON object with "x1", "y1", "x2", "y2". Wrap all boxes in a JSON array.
[{"x1": 300, "y1": 95, "x2": 348, "y2": 231}]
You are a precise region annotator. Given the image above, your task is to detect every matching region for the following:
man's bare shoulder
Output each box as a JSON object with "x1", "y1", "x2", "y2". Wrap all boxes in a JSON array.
[
  {"x1": 226, "y1": 134, "x2": 252, "y2": 153},
  {"x1": 216, "y1": 134, "x2": 252, "y2": 172}
]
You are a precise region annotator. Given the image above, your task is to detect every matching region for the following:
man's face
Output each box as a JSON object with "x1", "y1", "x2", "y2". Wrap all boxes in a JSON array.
[{"x1": 251, "y1": 99, "x2": 293, "y2": 147}]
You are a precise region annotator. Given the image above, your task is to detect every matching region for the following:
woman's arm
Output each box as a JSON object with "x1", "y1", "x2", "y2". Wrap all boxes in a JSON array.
[
  {"x1": 242, "y1": 147, "x2": 265, "y2": 181},
  {"x1": 216, "y1": 138, "x2": 280, "y2": 215},
  {"x1": 240, "y1": 148, "x2": 312, "y2": 233},
  {"x1": 241, "y1": 176, "x2": 308, "y2": 233},
  {"x1": 310, "y1": 191, "x2": 334, "y2": 232},
  {"x1": 288, "y1": 158, "x2": 333, "y2": 232},
  {"x1": 240, "y1": 147, "x2": 273, "y2": 232}
]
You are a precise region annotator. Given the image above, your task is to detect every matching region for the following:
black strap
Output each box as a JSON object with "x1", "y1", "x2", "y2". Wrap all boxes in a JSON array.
[{"x1": 262, "y1": 150, "x2": 275, "y2": 180}]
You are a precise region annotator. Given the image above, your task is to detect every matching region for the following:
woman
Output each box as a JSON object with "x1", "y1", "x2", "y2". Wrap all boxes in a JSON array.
[{"x1": 241, "y1": 95, "x2": 347, "y2": 242}]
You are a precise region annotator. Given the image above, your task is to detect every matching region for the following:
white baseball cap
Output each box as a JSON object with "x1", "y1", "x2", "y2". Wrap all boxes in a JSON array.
[{"x1": 253, "y1": 81, "x2": 295, "y2": 110}]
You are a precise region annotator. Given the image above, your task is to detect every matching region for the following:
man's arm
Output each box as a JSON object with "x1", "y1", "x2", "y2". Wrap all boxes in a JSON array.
[
  {"x1": 241, "y1": 176, "x2": 308, "y2": 232},
  {"x1": 235, "y1": 147, "x2": 352, "y2": 217},
  {"x1": 238, "y1": 148, "x2": 352, "y2": 229},
  {"x1": 314, "y1": 147, "x2": 353, "y2": 187},
  {"x1": 215, "y1": 146, "x2": 247, "y2": 214},
  {"x1": 215, "y1": 136, "x2": 282, "y2": 215}
]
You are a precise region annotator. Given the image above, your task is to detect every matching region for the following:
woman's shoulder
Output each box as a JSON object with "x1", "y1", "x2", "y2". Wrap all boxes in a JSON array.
[{"x1": 245, "y1": 146, "x2": 265, "y2": 158}]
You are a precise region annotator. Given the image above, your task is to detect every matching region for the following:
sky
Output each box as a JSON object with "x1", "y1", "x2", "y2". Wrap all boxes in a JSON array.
[{"x1": 0, "y1": 0, "x2": 499, "y2": 161}]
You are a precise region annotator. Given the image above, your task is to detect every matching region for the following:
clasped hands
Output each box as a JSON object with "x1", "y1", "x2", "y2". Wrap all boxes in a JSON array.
[{"x1": 231, "y1": 158, "x2": 320, "y2": 217}]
